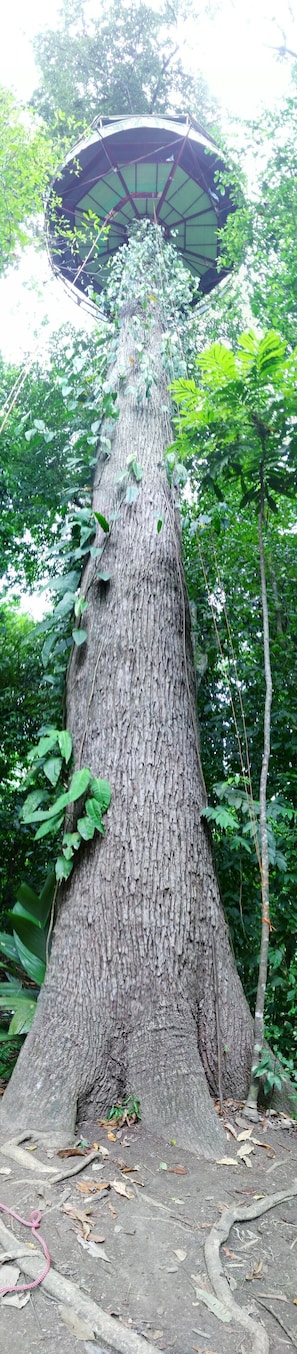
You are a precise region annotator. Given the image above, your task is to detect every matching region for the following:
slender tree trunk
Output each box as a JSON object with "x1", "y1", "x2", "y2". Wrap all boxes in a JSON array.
[
  {"x1": 245, "y1": 468, "x2": 273, "y2": 1117},
  {"x1": 0, "y1": 281, "x2": 254, "y2": 1155}
]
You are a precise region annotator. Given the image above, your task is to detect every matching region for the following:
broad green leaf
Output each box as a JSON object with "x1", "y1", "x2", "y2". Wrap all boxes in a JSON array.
[
  {"x1": 257, "y1": 330, "x2": 287, "y2": 374},
  {"x1": 58, "y1": 729, "x2": 73, "y2": 763},
  {"x1": 55, "y1": 855, "x2": 73, "y2": 881},
  {"x1": 97, "y1": 571, "x2": 110, "y2": 582},
  {"x1": 50, "y1": 570, "x2": 81, "y2": 594},
  {"x1": 14, "y1": 874, "x2": 55, "y2": 928},
  {"x1": 74, "y1": 595, "x2": 88, "y2": 618},
  {"x1": 93, "y1": 511, "x2": 110, "y2": 532},
  {"x1": 90, "y1": 778, "x2": 112, "y2": 812},
  {"x1": 72, "y1": 628, "x2": 87, "y2": 645},
  {"x1": 0, "y1": 933, "x2": 19, "y2": 962},
  {"x1": 13, "y1": 931, "x2": 46, "y2": 985},
  {"x1": 43, "y1": 756, "x2": 63, "y2": 787},
  {"x1": 30, "y1": 731, "x2": 59, "y2": 760},
  {"x1": 198, "y1": 342, "x2": 238, "y2": 384},
  {"x1": 157, "y1": 518, "x2": 163, "y2": 533},
  {"x1": 15, "y1": 881, "x2": 39, "y2": 910},
  {"x1": 54, "y1": 590, "x2": 77, "y2": 617},
  {"x1": 11, "y1": 900, "x2": 43, "y2": 929},
  {"x1": 77, "y1": 815, "x2": 96, "y2": 841},
  {"x1": 22, "y1": 790, "x2": 49, "y2": 822},
  {"x1": 35, "y1": 814, "x2": 64, "y2": 839},
  {"x1": 62, "y1": 832, "x2": 81, "y2": 851},
  {"x1": 9, "y1": 912, "x2": 46, "y2": 958},
  {"x1": 85, "y1": 797, "x2": 104, "y2": 830},
  {"x1": 0, "y1": 992, "x2": 21, "y2": 1009},
  {"x1": 62, "y1": 843, "x2": 74, "y2": 861},
  {"x1": 8, "y1": 998, "x2": 37, "y2": 1035},
  {"x1": 68, "y1": 767, "x2": 91, "y2": 801},
  {"x1": 43, "y1": 790, "x2": 70, "y2": 818}
]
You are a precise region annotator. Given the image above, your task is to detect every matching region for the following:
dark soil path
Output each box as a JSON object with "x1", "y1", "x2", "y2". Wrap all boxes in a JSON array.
[{"x1": 0, "y1": 1103, "x2": 296, "y2": 1354}]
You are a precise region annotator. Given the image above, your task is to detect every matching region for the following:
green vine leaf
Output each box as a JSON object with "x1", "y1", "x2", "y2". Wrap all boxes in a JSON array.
[
  {"x1": 77, "y1": 815, "x2": 96, "y2": 841},
  {"x1": 34, "y1": 814, "x2": 64, "y2": 840},
  {"x1": 85, "y1": 797, "x2": 105, "y2": 831},
  {"x1": 55, "y1": 855, "x2": 73, "y2": 882},
  {"x1": 72, "y1": 628, "x2": 87, "y2": 645},
  {"x1": 93, "y1": 511, "x2": 110, "y2": 532},
  {"x1": 91, "y1": 778, "x2": 112, "y2": 811},
  {"x1": 68, "y1": 767, "x2": 91, "y2": 801},
  {"x1": 43, "y1": 756, "x2": 63, "y2": 787},
  {"x1": 58, "y1": 729, "x2": 73, "y2": 764}
]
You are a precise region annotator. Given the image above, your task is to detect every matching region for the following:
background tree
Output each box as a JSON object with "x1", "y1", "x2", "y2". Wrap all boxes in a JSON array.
[
  {"x1": 32, "y1": 0, "x2": 218, "y2": 140},
  {"x1": 0, "y1": 87, "x2": 52, "y2": 276},
  {"x1": 172, "y1": 328, "x2": 297, "y2": 1099}
]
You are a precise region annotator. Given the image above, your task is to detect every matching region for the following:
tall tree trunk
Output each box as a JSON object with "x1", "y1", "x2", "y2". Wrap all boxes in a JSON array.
[{"x1": 0, "y1": 285, "x2": 254, "y2": 1156}]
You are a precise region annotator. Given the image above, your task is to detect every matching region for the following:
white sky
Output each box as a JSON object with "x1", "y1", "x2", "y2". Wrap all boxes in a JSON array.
[{"x1": 0, "y1": 0, "x2": 296, "y2": 363}]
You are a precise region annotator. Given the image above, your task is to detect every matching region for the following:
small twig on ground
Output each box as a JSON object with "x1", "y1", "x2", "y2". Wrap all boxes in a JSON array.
[{"x1": 256, "y1": 1297, "x2": 297, "y2": 1349}]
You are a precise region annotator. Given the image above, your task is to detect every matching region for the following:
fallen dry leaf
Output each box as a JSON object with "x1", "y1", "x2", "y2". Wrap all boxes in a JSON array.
[
  {"x1": 222, "y1": 1246, "x2": 236, "y2": 1259},
  {"x1": 76, "y1": 1235, "x2": 111, "y2": 1263},
  {"x1": 173, "y1": 1248, "x2": 187, "y2": 1261},
  {"x1": 115, "y1": 1159, "x2": 139, "y2": 1173},
  {"x1": 237, "y1": 1142, "x2": 255, "y2": 1160},
  {"x1": 111, "y1": 1178, "x2": 134, "y2": 1199},
  {"x1": 108, "y1": 1201, "x2": 117, "y2": 1218},
  {"x1": 1, "y1": 1293, "x2": 30, "y2": 1309},
  {"x1": 0, "y1": 1263, "x2": 20, "y2": 1289},
  {"x1": 237, "y1": 1128, "x2": 253, "y2": 1142},
  {"x1": 89, "y1": 1233, "x2": 105, "y2": 1243},
  {"x1": 107, "y1": 1130, "x2": 117, "y2": 1142},
  {"x1": 57, "y1": 1147, "x2": 88, "y2": 1158},
  {"x1": 63, "y1": 1203, "x2": 93, "y2": 1224},
  {"x1": 58, "y1": 1304, "x2": 96, "y2": 1339},
  {"x1": 192, "y1": 1283, "x2": 231, "y2": 1323},
  {"x1": 0, "y1": 1167, "x2": 11, "y2": 1176},
  {"x1": 250, "y1": 1137, "x2": 275, "y2": 1154},
  {"x1": 216, "y1": 1157, "x2": 238, "y2": 1167},
  {"x1": 167, "y1": 1165, "x2": 187, "y2": 1175},
  {"x1": 224, "y1": 1122, "x2": 238, "y2": 1140},
  {"x1": 77, "y1": 1179, "x2": 110, "y2": 1195}
]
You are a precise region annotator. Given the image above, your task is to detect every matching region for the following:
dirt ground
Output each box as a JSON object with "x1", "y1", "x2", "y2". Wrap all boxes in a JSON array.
[{"x1": 0, "y1": 1102, "x2": 296, "y2": 1354}]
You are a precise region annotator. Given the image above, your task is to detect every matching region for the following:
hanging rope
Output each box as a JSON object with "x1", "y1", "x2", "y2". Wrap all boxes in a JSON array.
[{"x1": 0, "y1": 1202, "x2": 50, "y2": 1295}]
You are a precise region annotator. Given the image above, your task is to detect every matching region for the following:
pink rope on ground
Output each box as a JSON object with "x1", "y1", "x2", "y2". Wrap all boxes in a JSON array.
[{"x1": 0, "y1": 1203, "x2": 51, "y2": 1295}]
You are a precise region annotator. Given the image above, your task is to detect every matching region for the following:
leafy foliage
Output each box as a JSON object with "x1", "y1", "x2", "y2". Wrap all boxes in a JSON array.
[
  {"x1": 32, "y1": 0, "x2": 218, "y2": 139},
  {"x1": 220, "y1": 76, "x2": 297, "y2": 346},
  {"x1": 0, "y1": 87, "x2": 53, "y2": 275}
]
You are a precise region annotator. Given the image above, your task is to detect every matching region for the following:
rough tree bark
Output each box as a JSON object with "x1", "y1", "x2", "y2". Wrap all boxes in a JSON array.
[{"x1": 0, "y1": 280, "x2": 254, "y2": 1156}]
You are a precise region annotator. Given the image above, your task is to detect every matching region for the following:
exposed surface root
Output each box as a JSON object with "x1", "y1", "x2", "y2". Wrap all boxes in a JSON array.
[
  {"x1": 0, "y1": 1214, "x2": 161, "y2": 1354},
  {"x1": 204, "y1": 1179, "x2": 297, "y2": 1354}
]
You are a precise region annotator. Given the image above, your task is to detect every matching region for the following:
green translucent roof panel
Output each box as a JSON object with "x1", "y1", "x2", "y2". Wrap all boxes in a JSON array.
[{"x1": 47, "y1": 114, "x2": 234, "y2": 302}]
